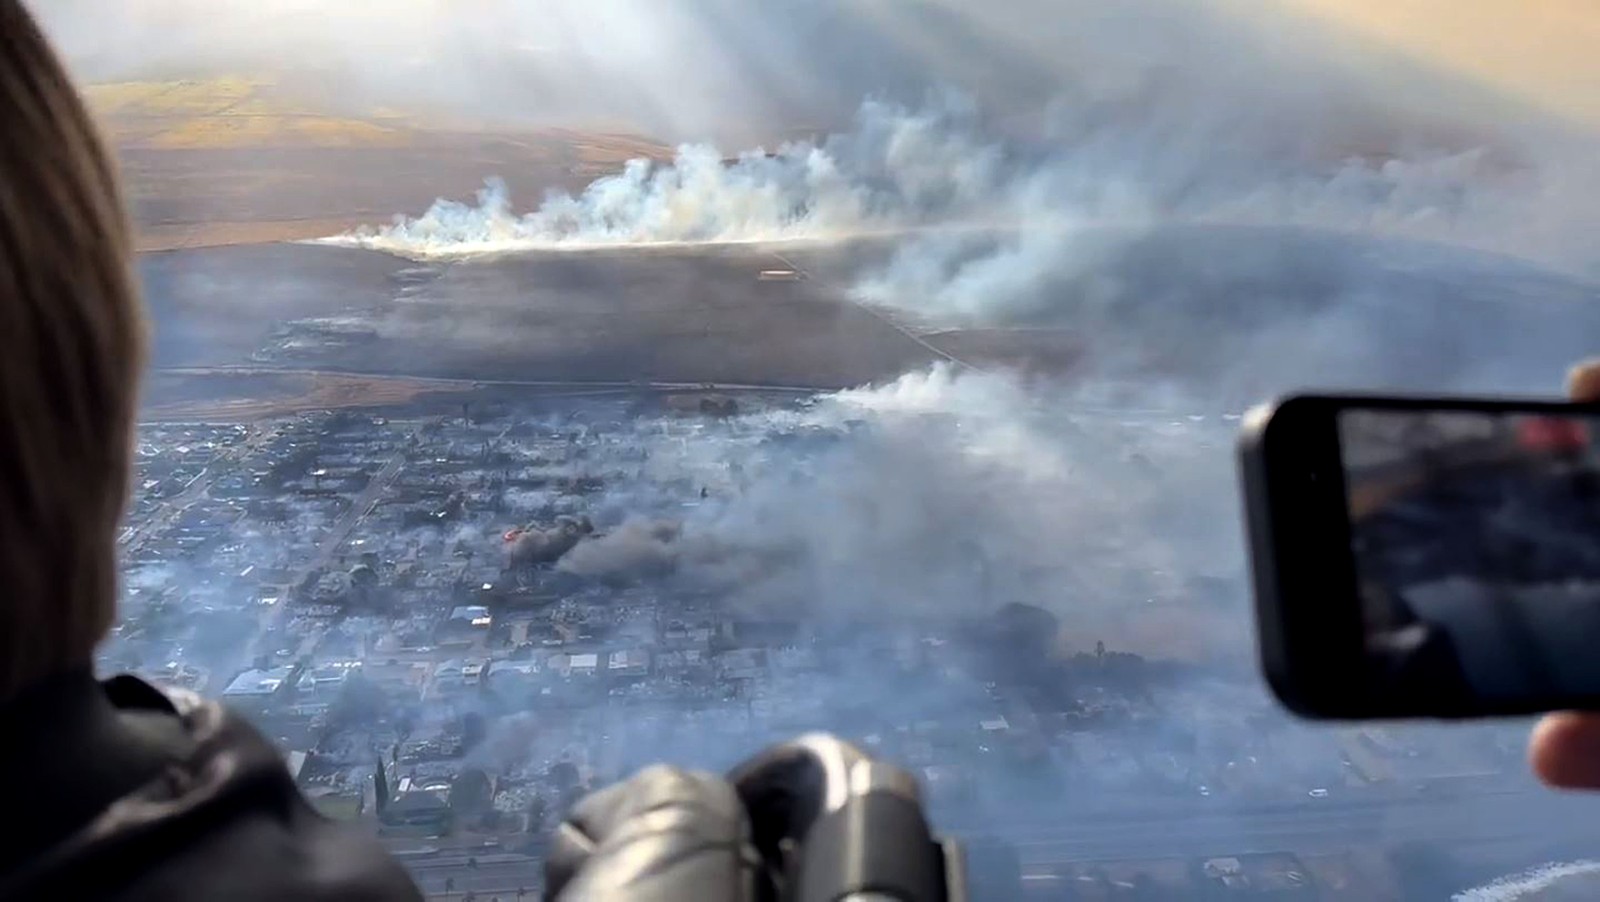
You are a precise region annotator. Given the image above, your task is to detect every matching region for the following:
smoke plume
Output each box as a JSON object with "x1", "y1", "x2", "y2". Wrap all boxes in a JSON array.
[
  {"x1": 88, "y1": 1, "x2": 1600, "y2": 890},
  {"x1": 507, "y1": 516, "x2": 593, "y2": 567},
  {"x1": 321, "y1": 96, "x2": 1596, "y2": 269},
  {"x1": 557, "y1": 518, "x2": 683, "y2": 580}
]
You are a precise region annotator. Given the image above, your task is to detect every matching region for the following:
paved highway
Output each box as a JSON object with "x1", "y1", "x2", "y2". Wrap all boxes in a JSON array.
[
  {"x1": 121, "y1": 423, "x2": 284, "y2": 552},
  {"x1": 155, "y1": 364, "x2": 828, "y2": 395},
  {"x1": 995, "y1": 787, "x2": 1600, "y2": 866},
  {"x1": 154, "y1": 365, "x2": 1244, "y2": 425},
  {"x1": 394, "y1": 785, "x2": 1600, "y2": 895}
]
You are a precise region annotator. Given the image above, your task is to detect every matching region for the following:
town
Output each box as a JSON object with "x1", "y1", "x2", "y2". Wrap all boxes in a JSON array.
[{"x1": 106, "y1": 393, "x2": 1538, "y2": 898}]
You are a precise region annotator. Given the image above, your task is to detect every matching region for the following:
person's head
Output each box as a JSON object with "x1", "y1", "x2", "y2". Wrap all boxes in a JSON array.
[{"x1": 0, "y1": 0, "x2": 145, "y2": 703}]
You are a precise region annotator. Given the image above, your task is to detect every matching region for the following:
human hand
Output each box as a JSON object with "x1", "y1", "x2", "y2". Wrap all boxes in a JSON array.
[
  {"x1": 1528, "y1": 359, "x2": 1600, "y2": 789},
  {"x1": 544, "y1": 765, "x2": 763, "y2": 901}
]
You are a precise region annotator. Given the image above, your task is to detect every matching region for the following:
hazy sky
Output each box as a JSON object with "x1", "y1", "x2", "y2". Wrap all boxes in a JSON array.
[
  {"x1": 1282, "y1": 0, "x2": 1600, "y2": 129},
  {"x1": 29, "y1": 0, "x2": 1594, "y2": 141}
]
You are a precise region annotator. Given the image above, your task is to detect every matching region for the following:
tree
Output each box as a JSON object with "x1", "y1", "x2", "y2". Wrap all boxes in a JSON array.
[
  {"x1": 548, "y1": 760, "x2": 580, "y2": 794},
  {"x1": 449, "y1": 769, "x2": 493, "y2": 818},
  {"x1": 525, "y1": 795, "x2": 548, "y2": 832},
  {"x1": 462, "y1": 711, "x2": 488, "y2": 751},
  {"x1": 1389, "y1": 842, "x2": 1466, "y2": 900},
  {"x1": 991, "y1": 602, "x2": 1058, "y2": 661},
  {"x1": 329, "y1": 671, "x2": 384, "y2": 730}
]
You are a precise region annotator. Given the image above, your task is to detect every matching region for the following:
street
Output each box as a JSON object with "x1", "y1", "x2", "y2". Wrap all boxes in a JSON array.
[{"x1": 395, "y1": 783, "x2": 1600, "y2": 895}]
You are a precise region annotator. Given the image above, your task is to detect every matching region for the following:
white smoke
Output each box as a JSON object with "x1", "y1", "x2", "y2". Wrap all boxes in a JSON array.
[
  {"x1": 318, "y1": 100, "x2": 1009, "y2": 258},
  {"x1": 1454, "y1": 861, "x2": 1600, "y2": 901},
  {"x1": 320, "y1": 91, "x2": 1598, "y2": 286},
  {"x1": 567, "y1": 365, "x2": 1243, "y2": 657}
]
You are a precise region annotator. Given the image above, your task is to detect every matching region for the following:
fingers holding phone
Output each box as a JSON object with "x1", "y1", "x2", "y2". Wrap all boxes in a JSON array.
[
  {"x1": 1240, "y1": 375, "x2": 1600, "y2": 719},
  {"x1": 1528, "y1": 360, "x2": 1600, "y2": 790}
]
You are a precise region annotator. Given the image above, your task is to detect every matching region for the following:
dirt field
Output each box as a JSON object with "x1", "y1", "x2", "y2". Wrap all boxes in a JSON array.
[
  {"x1": 141, "y1": 370, "x2": 469, "y2": 422},
  {"x1": 139, "y1": 243, "x2": 408, "y2": 368},
  {"x1": 139, "y1": 242, "x2": 946, "y2": 390},
  {"x1": 92, "y1": 77, "x2": 675, "y2": 252},
  {"x1": 922, "y1": 328, "x2": 1086, "y2": 374},
  {"x1": 106, "y1": 76, "x2": 1095, "y2": 397},
  {"x1": 133, "y1": 218, "x2": 374, "y2": 253},
  {"x1": 119, "y1": 140, "x2": 661, "y2": 251}
]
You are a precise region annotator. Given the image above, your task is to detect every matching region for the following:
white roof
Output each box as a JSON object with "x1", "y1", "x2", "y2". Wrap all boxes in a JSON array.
[
  {"x1": 569, "y1": 653, "x2": 599, "y2": 669},
  {"x1": 223, "y1": 666, "x2": 294, "y2": 697},
  {"x1": 450, "y1": 605, "x2": 491, "y2": 621}
]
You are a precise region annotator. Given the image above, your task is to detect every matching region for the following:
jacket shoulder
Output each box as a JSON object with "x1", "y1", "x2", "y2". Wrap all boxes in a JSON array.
[{"x1": 1, "y1": 681, "x2": 420, "y2": 902}]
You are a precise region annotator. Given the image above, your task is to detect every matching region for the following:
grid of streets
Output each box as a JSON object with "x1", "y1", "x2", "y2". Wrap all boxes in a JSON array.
[{"x1": 109, "y1": 397, "x2": 1552, "y2": 899}]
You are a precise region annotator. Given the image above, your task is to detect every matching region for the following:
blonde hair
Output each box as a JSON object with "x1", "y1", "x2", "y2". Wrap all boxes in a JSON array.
[{"x1": 0, "y1": 1, "x2": 145, "y2": 701}]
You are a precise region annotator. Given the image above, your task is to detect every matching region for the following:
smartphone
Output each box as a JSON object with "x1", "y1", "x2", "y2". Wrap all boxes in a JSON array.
[{"x1": 1239, "y1": 393, "x2": 1600, "y2": 719}]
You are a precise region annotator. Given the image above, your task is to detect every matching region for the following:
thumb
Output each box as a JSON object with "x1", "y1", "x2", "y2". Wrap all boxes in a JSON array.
[
  {"x1": 1527, "y1": 360, "x2": 1600, "y2": 790},
  {"x1": 1566, "y1": 359, "x2": 1600, "y2": 402}
]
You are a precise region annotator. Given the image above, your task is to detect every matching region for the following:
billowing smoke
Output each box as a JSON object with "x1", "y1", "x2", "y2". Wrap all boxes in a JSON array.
[
  {"x1": 318, "y1": 45, "x2": 1600, "y2": 638},
  {"x1": 318, "y1": 104, "x2": 1516, "y2": 260},
  {"x1": 507, "y1": 516, "x2": 594, "y2": 567},
  {"x1": 1454, "y1": 861, "x2": 1600, "y2": 902},
  {"x1": 557, "y1": 518, "x2": 684, "y2": 580},
  {"x1": 471, "y1": 712, "x2": 541, "y2": 773},
  {"x1": 88, "y1": 0, "x2": 1600, "y2": 891},
  {"x1": 321, "y1": 96, "x2": 1594, "y2": 266},
  {"x1": 319, "y1": 100, "x2": 1007, "y2": 256},
  {"x1": 535, "y1": 366, "x2": 1243, "y2": 657}
]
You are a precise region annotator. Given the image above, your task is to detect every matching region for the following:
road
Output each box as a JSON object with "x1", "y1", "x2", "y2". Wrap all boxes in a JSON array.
[
  {"x1": 231, "y1": 416, "x2": 434, "y2": 674},
  {"x1": 155, "y1": 365, "x2": 1243, "y2": 425},
  {"x1": 156, "y1": 364, "x2": 828, "y2": 395},
  {"x1": 767, "y1": 250, "x2": 981, "y2": 373},
  {"x1": 300, "y1": 418, "x2": 430, "y2": 579},
  {"x1": 121, "y1": 423, "x2": 284, "y2": 553},
  {"x1": 988, "y1": 786, "x2": 1600, "y2": 866},
  {"x1": 395, "y1": 785, "x2": 1600, "y2": 895}
]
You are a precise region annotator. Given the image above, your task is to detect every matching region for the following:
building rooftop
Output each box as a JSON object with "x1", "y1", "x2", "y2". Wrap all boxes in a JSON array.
[
  {"x1": 609, "y1": 649, "x2": 649, "y2": 672},
  {"x1": 223, "y1": 666, "x2": 295, "y2": 697},
  {"x1": 449, "y1": 604, "x2": 491, "y2": 624},
  {"x1": 489, "y1": 660, "x2": 539, "y2": 677}
]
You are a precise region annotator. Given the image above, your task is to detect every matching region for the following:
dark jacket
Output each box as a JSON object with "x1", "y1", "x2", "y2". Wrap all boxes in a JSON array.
[{"x1": 0, "y1": 671, "x2": 421, "y2": 901}]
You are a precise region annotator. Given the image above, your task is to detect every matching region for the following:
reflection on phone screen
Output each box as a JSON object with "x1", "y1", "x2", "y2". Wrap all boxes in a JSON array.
[{"x1": 1340, "y1": 409, "x2": 1600, "y2": 704}]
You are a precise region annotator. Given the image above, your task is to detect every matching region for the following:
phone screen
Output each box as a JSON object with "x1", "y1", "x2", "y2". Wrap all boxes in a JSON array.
[{"x1": 1339, "y1": 408, "x2": 1600, "y2": 704}]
